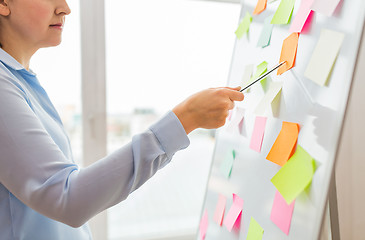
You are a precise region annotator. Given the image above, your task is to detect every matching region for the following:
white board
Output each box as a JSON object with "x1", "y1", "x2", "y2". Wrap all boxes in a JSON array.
[{"x1": 198, "y1": 0, "x2": 365, "y2": 239}]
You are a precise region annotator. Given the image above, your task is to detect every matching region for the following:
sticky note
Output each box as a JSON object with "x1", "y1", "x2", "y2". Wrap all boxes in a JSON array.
[
  {"x1": 235, "y1": 12, "x2": 253, "y2": 39},
  {"x1": 238, "y1": 117, "x2": 247, "y2": 136},
  {"x1": 257, "y1": 17, "x2": 274, "y2": 48},
  {"x1": 277, "y1": 33, "x2": 299, "y2": 75},
  {"x1": 304, "y1": 29, "x2": 345, "y2": 86},
  {"x1": 199, "y1": 209, "x2": 209, "y2": 240},
  {"x1": 213, "y1": 194, "x2": 226, "y2": 226},
  {"x1": 241, "y1": 64, "x2": 254, "y2": 89},
  {"x1": 220, "y1": 150, "x2": 236, "y2": 178},
  {"x1": 250, "y1": 62, "x2": 268, "y2": 91},
  {"x1": 226, "y1": 107, "x2": 245, "y2": 133},
  {"x1": 253, "y1": 0, "x2": 267, "y2": 15},
  {"x1": 266, "y1": 121, "x2": 299, "y2": 166},
  {"x1": 311, "y1": 0, "x2": 341, "y2": 17},
  {"x1": 223, "y1": 193, "x2": 244, "y2": 232},
  {"x1": 271, "y1": 190, "x2": 295, "y2": 235},
  {"x1": 250, "y1": 61, "x2": 268, "y2": 83},
  {"x1": 271, "y1": 0, "x2": 295, "y2": 24},
  {"x1": 250, "y1": 116, "x2": 267, "y2": 152},
  {"x1": 290, "y1": 0, "x2": 314, "y2": 33},
  {"x1": 254, "y1": 81, "x2": 283, "y2": 115},
  {"x1": 271, "y1": 145, "x2": 316, "y2": 204},
  {"x1": 246, "y1": 217, "x2": 264, "y2": 240}
]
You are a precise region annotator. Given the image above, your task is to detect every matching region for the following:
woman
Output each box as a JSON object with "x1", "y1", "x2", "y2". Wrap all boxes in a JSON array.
[{"x1": 0, "y1": 0, "x2": 244, "y2": 239}]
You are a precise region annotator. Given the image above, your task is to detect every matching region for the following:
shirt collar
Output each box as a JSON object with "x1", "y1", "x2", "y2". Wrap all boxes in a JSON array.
[{"x1": 0, "y1": 47, "x2": 26, "y2": 71}]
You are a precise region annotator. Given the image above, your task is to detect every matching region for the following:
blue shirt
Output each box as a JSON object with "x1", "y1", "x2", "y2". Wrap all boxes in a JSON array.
[{"x1": 0, "y1": 48, "x2": 190, "y2": 240}]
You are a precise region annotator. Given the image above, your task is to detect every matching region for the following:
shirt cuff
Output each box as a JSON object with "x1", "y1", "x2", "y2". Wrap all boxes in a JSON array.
[{"x1": 150, "y1": 111, "x2": 190, "y2": 157}]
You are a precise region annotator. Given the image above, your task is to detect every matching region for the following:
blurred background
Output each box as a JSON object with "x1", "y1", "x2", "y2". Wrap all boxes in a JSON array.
[{"x1": 30, "y1": 0, "x2": 241, "y2": 239}]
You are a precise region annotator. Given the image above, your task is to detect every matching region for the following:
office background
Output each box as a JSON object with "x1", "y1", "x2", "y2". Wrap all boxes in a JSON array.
[{"x1": 30, "y1": 0, "x2": 365, "y2": 239}]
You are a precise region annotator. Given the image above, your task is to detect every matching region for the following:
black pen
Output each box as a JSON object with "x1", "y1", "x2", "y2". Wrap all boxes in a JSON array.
[{"x1": 240, "y1": 61, "x2": 286, "y2": 92}]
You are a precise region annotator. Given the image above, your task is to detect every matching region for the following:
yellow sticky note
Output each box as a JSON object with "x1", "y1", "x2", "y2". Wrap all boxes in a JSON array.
[
  {"x1": 247, "y1": 217, "x2": 264, "y2": 240},
  {"x1": 271, "y1": 145, "x2": 316, "y2": 204},
  {"x1": 235, "y1": 12, "x2": 253, "y2": 39},
  {"x1": 266, "y1": 122, "x2": 299, "y2": 166},
  {"x1": 277, "y1": 33, "x2": 299, "y2": 75},
  {"x1": 271, "y1": 0, "x2": 295, "y2": 25},
  {"x1": 304, "y1": 29, "x2": 344, "y2": 86}
]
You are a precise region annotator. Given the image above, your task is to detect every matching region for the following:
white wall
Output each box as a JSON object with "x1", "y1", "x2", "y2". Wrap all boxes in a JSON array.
[{"x1": 336, "y1": 25, "x2": 365, "y2": 239}]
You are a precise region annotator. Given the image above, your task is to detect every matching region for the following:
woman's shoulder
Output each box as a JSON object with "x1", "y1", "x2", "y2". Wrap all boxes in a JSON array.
[{"x1": 0, "y1": 62, "x2": 29, "y2": 100}]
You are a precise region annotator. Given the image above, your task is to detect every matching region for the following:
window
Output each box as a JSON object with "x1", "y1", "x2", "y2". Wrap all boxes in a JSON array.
[
  {"x1": 31, "y1": 0, "x2": 82, "y2": 165},
  {"x1": 105, "y1": 0, "x2": 240, "y2": 239}
]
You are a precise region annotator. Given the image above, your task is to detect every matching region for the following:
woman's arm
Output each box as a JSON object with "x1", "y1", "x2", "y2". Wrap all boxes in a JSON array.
[{"x1": 0, "y1": 73, "x2": 243, "y2": 228}]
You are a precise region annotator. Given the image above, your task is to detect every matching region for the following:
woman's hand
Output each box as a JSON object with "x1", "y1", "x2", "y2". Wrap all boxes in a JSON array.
[{"x1": 172, "y1": 86, "x2": 244, "y2": 134}]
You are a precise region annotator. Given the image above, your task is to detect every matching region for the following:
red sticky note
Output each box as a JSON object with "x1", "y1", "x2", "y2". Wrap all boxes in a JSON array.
[
  {"x1": 271, "y1": 191, "x2": 295, "y2": 235},
  {"x1": 277, "y1": 33, "x2": 299, "y2": 75},
  {"x1": 250, "y1": 116, "x2": 267, "y2": 152},
  {"x1": 253, "y1": 0, "x2": 267, "y2": 15},
  {"x1": 290, "y1": 0, "x2": 315, "y2": 33},
  {"x1": 213, "y1": 194, "x2": 226, "y2": 226},
  {"x1": 223, "y1": 193, "x2": 244, "y2": 232},
  {"x1": 199, "y1": 209, "x2": 209, "y2": 240},
  {"x1": 266, "y1": 121, "x2": 300, "y2": 166}
]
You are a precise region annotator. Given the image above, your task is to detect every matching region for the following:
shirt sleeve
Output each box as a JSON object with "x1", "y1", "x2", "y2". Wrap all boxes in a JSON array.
[{"x1": 0, "y1": 73, "x2": 190, "y2": 228}]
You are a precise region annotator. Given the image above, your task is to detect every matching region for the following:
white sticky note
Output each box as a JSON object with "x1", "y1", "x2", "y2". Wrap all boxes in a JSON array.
[
  {"x1": 226, "y1": 107, "x2": 245, "y2": 132},
  {"x1": 311, "y1": 0, "x2": 341, "y2": 17},
  {"x1": 255, "y1": 81, "x2": 283, "y2": 115},
  {"x1": 241, "y1": 64, "x2": 254, "y2": 88},
  {"x1": 304, "y1": 29, "x2": 344, "y2": 86}
]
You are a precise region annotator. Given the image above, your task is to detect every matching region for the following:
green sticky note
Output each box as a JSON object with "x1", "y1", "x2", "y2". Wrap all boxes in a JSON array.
[
  {"x1": 220, "y1": 150, "x2": 236, "y2": 178},
  {"x1": 257, "y1": 17, "x2": 274, "y2": 48},
  {"x1": 247, "y1": 217, "x2": 264, "y2": 240},
  {"x1": 271, "y1": 145, "x2": 316, "y2": 204},
  {"x1": 249, "y1": 61, "x2": 268, "y2": 90},
  {"x1": 271, "y1": 0, "x2": 295, "y2": 24},
  {"x1": 235, "y1": 12, "x2": 253, "y2": 39}
]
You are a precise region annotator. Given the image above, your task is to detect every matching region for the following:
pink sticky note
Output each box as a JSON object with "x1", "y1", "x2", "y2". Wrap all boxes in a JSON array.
[
  {"x1": 227, "y1": 110, "x2": 233, "y2": 121},
  {"x1": 199, "y1": 210, "x2": 209, "y2": 240},
  {"x1": 214, "y1": 194, "x2": 226, "y2": 226},
  {"x1": 223, "y1": 193, "x2": 244, "y2": 232},
  {"x1": 290, "y1": 0, "x2": 315, "y2": 33},
  {"x1": 270, "y1": 191, "x2": 295, "y2": 235},
  {"x1": 250, "y1": 116, "x2": 267, "y2": 152},
  {"x1": 311, "y1": 0, "x2": 341, "y2": 17}
]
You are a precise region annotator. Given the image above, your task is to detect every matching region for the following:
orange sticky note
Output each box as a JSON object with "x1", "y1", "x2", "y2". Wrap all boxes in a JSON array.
[
  {"x1": 277, "y1": 33, "x2": 299, "y2": 75},
  {"x1": 266, "y1": 121, "x2": 300, "y2": 166},
  {"x1": 253, "y1": 0, "x2": 267, "y2": 15}
]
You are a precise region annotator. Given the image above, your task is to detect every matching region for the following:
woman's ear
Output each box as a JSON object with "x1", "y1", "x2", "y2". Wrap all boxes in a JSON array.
[{"x1": 0, "y1": 0, "x2": 10, "y2": 17}]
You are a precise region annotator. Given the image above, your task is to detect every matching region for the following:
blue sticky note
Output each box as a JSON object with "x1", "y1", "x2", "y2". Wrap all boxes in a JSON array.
[{"x1": 257, "y1": 17, "x2": 274, "y2": 48}]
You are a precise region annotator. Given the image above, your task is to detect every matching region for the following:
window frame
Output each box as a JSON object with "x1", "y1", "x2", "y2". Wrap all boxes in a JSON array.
[{"x1": 79, "y1": 0, "x2": 240, "y2": 239}]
